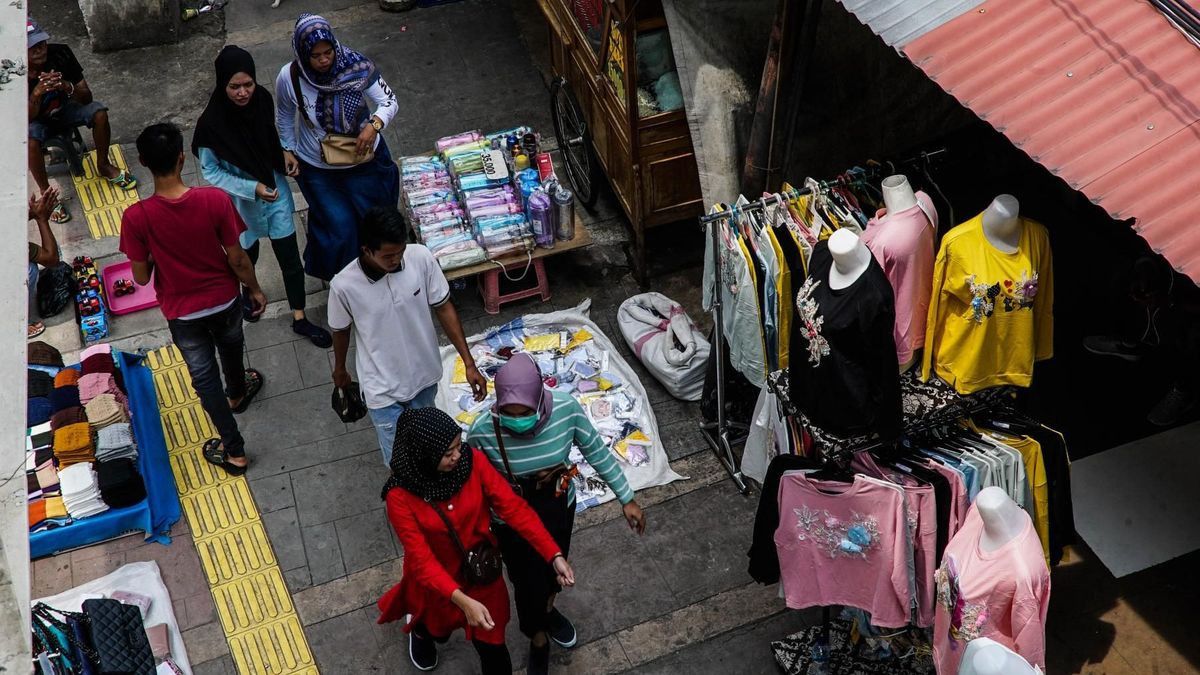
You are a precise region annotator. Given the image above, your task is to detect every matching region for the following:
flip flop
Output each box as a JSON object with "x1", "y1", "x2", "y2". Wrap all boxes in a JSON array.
[
  {"x1": 28, "y1": 322, "x2": 46, "y2": 339},
  {"x1": 201, "y1": 438, "x2": 247, "y2": 476},
  {"x1": 50, "y1": 202, "x2": 71, "y2": 224},
  {"x1": 230, "y1": 368, "x2": 264, "y2": 414},
  {"x1": 106, "y1": 171, "x2": 138, "y2": 191}
]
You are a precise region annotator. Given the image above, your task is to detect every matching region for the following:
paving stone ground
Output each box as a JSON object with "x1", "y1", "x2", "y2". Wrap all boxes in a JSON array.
[{"x1": 26, "y1": 1, "x2": 1200, "y2": 674}]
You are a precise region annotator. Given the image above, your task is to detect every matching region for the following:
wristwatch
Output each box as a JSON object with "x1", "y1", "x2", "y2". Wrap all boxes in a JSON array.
[{"x1": 370, "y1": 117, "x2": 383, "y2": 132}]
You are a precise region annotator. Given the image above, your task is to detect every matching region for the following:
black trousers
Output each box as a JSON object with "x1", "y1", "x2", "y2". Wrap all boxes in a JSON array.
[
  {"x1": 246, "y1": 234, "x2": 307, "y2": 311},
  {"x1": 494, "y1": 486, "x2": 575, "y2": 639},
  {"x1": 413, "y1": 624, "x2": 512, "y2": 674}
]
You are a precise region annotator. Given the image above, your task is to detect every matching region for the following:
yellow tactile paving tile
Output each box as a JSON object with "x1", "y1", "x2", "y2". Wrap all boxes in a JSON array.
[
  {"x1": 71, "y1": 145, "x2": 140, "y2": 239},
  {"x1": 148, "y1": 346, "x2": 318, "y2": 674}
]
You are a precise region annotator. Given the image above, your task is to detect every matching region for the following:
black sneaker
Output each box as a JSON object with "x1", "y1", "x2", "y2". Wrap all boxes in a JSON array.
[
  {"x1": 1147, "y1": 386, "x2": 1199, "y2": 427},
  {"x1": 1083, "y1": 335, "x2": 1147, "y2": 362},
  {"x1": 527, "y1": 640, "x2": 550, "y2": 675},
  {"x1": 547, "y1": 608, "x2": 578, "y2": 649},
  {"x1": 408, "y1": 621, "x2": 438, "y2": 671}
]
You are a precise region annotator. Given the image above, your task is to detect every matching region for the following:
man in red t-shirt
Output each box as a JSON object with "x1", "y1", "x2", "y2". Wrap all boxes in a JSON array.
[{"x1": 119, "y1": 123, "x2": 268, "y2": 476}]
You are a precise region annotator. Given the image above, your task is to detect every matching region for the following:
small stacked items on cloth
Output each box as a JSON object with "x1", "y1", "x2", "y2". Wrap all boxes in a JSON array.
[
  {"x1": 26, "y1": 342, "x2": 147, "y2": 530},
  {"x1": 26, "y1": 341, "x2": 86, "y2": 530}
]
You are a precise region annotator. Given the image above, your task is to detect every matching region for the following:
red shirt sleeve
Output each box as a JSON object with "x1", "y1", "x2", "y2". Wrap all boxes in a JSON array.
[
  {"x1": 474, "y1": 450, "x2": 562, "y2": 562},
  {"x1": 118, "y1": 203, "x2": 149, "y2": 262},
  {"x1": 210, "y1": 188, "x2": 247, "y2": 248},
  {"x1": 386, "y1": 490, "x2": 461, "y2": 600}
]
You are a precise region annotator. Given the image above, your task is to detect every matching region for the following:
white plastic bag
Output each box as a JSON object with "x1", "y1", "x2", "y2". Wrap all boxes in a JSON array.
[{"x1": 617, "y1": 292, "x2": 710, "y2": 401}]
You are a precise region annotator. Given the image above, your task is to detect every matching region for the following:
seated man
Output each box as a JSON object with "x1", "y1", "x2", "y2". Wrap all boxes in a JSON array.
[{"x1": 27, "y1": 19, "x2": 136, "y2": 224}]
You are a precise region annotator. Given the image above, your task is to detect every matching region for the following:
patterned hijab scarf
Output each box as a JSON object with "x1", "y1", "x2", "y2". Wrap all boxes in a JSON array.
[
  {"x1": 380, "y1": 408, "x2": 473, "y2": 503},
  {"x1": 291, "y1": 13, "x2": 379, "y2": 134}
]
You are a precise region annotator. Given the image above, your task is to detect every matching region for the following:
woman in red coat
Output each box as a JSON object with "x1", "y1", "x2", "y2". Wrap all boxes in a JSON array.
[{"x1": 377, "y1": 407, "x2": 575, "y2": 673}]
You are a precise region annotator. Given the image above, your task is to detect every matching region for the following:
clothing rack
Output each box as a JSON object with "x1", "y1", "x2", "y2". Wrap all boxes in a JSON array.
[{"x1": 698, "y1": 149, "x2": 947, "y2": 493}]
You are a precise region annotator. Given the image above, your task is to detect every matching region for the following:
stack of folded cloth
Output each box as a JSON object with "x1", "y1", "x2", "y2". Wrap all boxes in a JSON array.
[
  {"x1": 49, "y1": 385, "x2": 82, "y2": 414},
  {"x1": 28, "y1": 446, "x2": 67, "y2": 531},
  {"x1": 54, "y1": 368, "x2": 80, "y2": 388},
  {"x1": 28, "y1": 369, "x2": 55, "y2": 426},
  {"x1": 85, "y1": 394, "x2": 129, "y2": 430},
  {"x1": 53, "y1": 421, "x2": 95, "y2": 469},
  {"x1": 78, "y1": 372, "x2": 126, "y2": 406},
  {"x1": 58, "y1": 462, "x2": 108, "y2": 519},
  {"x1": 50, "y1": 405, "x2": 87, "y2": 431},
  {"x1": 80, "y1": 345, "x2": 126, "y2": 396},
  {"x1": 28, "y1": 340, "x2": 65, "y2": 370},
  {"x1": 96, "y1": 423, "x2": 137, "y2": 462},
  {"x1": 28, "y1": 493, "x2": 68, "y2": 531},
  {"x1": 96, "y1": 459, "x2": 146, "y2": 508}
]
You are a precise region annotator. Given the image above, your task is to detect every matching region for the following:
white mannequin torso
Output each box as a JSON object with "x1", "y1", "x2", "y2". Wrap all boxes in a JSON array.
[
  {"x1": 882, "y1": 174, "x2": 918, "y2": 213},
  {"x1": 976, "y1": 486, "x2": 1028, "y2": 552},
  {"x1": 960, "y1": 638, "x2": 1039, "y2": 675},
  {"x1": 827, "y1": 229, "x2": 871, "y2": 290},
  {"x1": 981, "y1": 195, "x2": 1022, "y2": 254}
]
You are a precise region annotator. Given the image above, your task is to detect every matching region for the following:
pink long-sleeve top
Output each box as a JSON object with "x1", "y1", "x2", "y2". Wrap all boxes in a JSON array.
[
  {"x1": 774, "y1": 473, "x2": 912, "y2": 628},
  {"x1": 933, "y1": 505, "x2": 1050, "y2": 673},
  {"x1": 861, "y1": 191, "x2": 937, "y2": 364}
]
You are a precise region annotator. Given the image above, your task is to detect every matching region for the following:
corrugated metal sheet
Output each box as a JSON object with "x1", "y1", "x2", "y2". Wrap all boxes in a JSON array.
[
  {"x1": 839, "y1": 0, "x2": 987, "y2": 47},
  {"x1": 838, "y1": 0, "x2": 1200, "y2": 280}
]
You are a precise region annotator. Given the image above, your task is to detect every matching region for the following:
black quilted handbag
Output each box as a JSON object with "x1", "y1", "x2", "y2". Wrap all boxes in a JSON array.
[{"x1": 81, "y1": 599, "x2": 155, "y2": 675}]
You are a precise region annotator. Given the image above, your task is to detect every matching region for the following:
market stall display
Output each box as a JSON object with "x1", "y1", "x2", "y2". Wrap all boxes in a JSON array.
[
  {"x1": 436, "y1": 300, "x2": 684, "y2": 510},
  {"x1": 34, "y1": 561, "x2": 193, "y2": 674},
  {"x1": 25, "y1": 342, "x2": 181, "y2": 559},
  {"x1": 401, "y1": 126, "x2": 578, "y2": 272}
]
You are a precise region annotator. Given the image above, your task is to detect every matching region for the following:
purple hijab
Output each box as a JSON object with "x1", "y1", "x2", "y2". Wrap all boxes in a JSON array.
[{"x1": 493, "y1": 353, "x2": 554, "y2": 436}]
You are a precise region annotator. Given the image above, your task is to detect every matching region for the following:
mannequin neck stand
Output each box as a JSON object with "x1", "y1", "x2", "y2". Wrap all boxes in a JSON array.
[
  {"x1": 981, "y1": 195, "x2": 1022, "y2": 254},
  {"x1": 976, "y1": 486, "x2": 1027, "y2": 552},
  {"x1": 828, "y1": 229, "x2": 871, "y2": 290},
  {"x1": 882, "y1": 174, "x2": 918, "y2": 214}
]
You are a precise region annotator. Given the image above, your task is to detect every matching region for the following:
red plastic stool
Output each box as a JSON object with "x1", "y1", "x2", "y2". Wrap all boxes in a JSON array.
[{"x1": 479, "y1": 258, "x2": 551, "y2": 314}]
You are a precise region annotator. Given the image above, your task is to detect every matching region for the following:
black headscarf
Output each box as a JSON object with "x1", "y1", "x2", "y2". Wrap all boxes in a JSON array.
[
  {"x1": 381, "y1": 408, "x2": 473, "y2": 503},
  {"x1": 192, "y1": 45, "x2": 286, "y2": 189}
]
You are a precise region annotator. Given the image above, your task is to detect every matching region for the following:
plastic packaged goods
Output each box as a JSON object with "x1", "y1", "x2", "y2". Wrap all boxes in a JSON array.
[
  {"x1": 527, "y1": 190, "x2": 557, "y2": 249},
  {"x1": 435, "y1": 130, "x2": 482, "y2": 152},
  {"x1": 552, "y1": 183, "x2": 575, "y2": 240}
]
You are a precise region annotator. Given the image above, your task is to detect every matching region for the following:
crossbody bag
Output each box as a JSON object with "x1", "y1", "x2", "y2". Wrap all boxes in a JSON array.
[
  {"x1": 290, "y1": 62, "x2": 374, "y2": 166},
  {"x1": 427, "y1": 499, "x2": 503, "y2": 587}
]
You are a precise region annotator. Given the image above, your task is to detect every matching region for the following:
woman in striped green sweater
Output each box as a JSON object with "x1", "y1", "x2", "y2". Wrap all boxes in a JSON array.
[{"x1": 466, "y1": 353, "x2": 646, "y2": 675}]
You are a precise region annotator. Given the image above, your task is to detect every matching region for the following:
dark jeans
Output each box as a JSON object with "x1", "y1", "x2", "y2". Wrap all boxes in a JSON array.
[
  {"x1": 167, "y1": 301, "x2": 247, "y2": 458},
  {"x1": 413, "y1": 624, "x2": 513, "y2": 674},
  {"x1": 494, "y1": 485, "x2": 575, "y2": 639},
  {"x1": 247, "y1": 234, "x2": 306, "y2": 311},
  {"x1": 293, "y1": 139, "x2": 400, "y2": 281}
]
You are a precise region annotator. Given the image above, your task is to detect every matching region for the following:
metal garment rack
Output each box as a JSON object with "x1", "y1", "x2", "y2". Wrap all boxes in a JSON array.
[
  {"x1": 696, "y1": 148, "x2": 947, "y2": 494},
  {"x1": 698, "y1": 190, "x2": 814, "y2": 495}
]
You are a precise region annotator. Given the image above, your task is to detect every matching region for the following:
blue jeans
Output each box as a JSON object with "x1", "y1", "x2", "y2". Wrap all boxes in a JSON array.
[
  {"x1": 293, "y1": 139, "x2": 400, "y2": 281},
  {"x1": 167, "y1": 301, "x2": 247, "y2": 458},
  {"x1": 28, "y1": 100, "x2": 107, "y2": 143},
  {"x1": 368, "y1": 383, "x2": 439, "y2": 466}
]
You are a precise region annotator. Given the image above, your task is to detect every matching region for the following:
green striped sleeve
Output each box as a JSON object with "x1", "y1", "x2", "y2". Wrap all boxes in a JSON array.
[{"x1": 563, "y1": 398, "x2": 635, "y2": 504}]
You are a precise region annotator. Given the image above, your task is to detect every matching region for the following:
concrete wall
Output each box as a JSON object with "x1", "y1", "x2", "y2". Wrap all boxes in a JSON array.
[
  {"x1": 78, "y1": 0, "x2": 181, "y2": 52},
  {"x1": 0, "y1": 1, "x2": 32, "y2": 671}
]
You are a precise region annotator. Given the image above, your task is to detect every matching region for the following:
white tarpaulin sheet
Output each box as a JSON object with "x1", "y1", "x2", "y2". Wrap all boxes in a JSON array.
[{"x1": 437, "y1": 300, "x2": 685, "y2": 510}]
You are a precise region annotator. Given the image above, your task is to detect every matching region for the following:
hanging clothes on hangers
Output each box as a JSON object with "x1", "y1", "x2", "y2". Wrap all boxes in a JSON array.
[{"x1": 702, "y1": 204, "x2": 767, "y2": 388}]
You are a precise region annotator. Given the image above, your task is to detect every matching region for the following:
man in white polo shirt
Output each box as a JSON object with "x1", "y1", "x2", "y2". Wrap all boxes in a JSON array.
[{"x1": 329, "y1": 206, "x2": 487, "y2": 464}]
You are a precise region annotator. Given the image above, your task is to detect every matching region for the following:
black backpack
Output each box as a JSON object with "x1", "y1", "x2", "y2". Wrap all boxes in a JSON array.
[{"x1": 37, "y1": 262, "x2": 73, "y2": 318}]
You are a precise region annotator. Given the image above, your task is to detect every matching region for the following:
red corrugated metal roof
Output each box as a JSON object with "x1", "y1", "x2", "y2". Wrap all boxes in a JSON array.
[{"x1": 894, "y1": 0, "x2": 1200, "y2": 280}]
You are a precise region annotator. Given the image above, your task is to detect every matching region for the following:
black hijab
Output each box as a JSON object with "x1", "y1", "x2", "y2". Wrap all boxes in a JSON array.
[
  {"x1": 381, "y1": 408, "x2": 473, "y2": 503},
  {"x1": 192, "y1": 46, "x2": 286, "y2": 189}
]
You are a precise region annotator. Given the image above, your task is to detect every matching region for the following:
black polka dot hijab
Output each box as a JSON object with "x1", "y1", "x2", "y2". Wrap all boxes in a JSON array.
[{"x1": 380, "y1": 407, "x2": 473, "y2": 503}]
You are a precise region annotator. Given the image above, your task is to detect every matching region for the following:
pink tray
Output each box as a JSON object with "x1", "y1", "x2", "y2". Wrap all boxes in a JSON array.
[{"x1": 101, "y1": 259, "x2": 159, "y2": 315}]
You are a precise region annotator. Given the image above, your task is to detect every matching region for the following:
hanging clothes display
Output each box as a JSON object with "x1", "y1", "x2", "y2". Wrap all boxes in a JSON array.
[
  {"x1": 702, "y1": 204, "x2": 768, "y2": 387},
  {"x1": 922, "y1": 213, "x2": 1054, "y2": 394},
  {"x1": 788, "y1": 241, "x2": 902, "y2": 441},
  {"x1": 861, "y1": 191, "x2": 938, "y2": 366}
]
